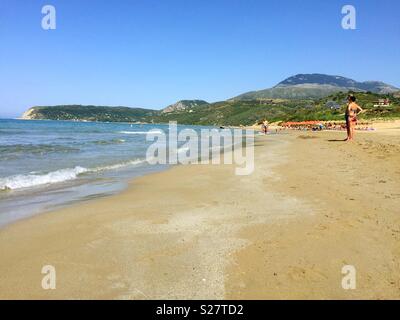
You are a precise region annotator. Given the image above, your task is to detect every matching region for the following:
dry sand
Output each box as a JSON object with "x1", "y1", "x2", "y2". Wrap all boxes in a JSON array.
[{"x1": 0, "y1": 124, "x2": 399, "y2": 299}]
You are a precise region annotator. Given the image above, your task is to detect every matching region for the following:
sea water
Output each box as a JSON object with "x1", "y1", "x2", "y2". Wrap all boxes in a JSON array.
[{"x1": 0, "y1": 119, "x2": 213, "y2": 227}]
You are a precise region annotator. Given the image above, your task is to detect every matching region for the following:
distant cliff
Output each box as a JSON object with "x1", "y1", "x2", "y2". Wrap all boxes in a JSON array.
[
  {"x1": 161, "y1": 100, "x2": 209, "y2": 113},
  {"x1": 21, "y1": 107, "x2": 38, "y2": 120}
]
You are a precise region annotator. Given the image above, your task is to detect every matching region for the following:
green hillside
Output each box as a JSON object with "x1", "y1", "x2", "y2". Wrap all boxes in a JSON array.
[
  {"x1": 233, "y1": 85, "x2": 356, "y2": 100},
  {"x1": 21, "y1": 92, "x2": 400, "y2": 126},
  {"x1": 152, "y1": 99, "x2": 311, "y2": 126},
  {"x1": 22, "y1": 105, "x2": 158, "y2": 122},
  {"x1": 153, "y1": 92, "x2": 400, "y2": 125}
]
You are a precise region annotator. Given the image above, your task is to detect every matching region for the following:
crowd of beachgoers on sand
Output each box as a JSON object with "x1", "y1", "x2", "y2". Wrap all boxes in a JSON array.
[{"x1": 259, "y1": 120, "x2": 376, "y2": 133}]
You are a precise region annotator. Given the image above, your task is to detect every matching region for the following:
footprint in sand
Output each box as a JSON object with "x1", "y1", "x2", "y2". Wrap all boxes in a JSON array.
[
  {"x1": 316, "y1": 224, "x2": 328, "y2": 231},
  {"x1": 287, "y1": 267, "x2": 307, "y2": 280}
]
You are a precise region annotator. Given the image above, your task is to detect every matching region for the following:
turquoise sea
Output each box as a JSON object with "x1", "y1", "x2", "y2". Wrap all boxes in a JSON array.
[{"x1": 0, "y1": 119, "x2": 213, "y2": 227}]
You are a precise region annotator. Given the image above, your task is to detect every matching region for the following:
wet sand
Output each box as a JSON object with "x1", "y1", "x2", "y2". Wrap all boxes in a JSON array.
[{"x1": 0, "y1": 125, "x2": 399, "y2": 299}]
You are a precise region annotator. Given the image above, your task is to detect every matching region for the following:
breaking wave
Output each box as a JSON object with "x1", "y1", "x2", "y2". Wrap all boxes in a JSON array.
[{"x1": 0, "y1": 159, "x2": 146, "y2": 191}]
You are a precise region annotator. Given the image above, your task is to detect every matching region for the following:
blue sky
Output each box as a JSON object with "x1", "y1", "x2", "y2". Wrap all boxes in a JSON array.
[{"x1": 0, "y1": 0, "x2": 399, "y2": 117}]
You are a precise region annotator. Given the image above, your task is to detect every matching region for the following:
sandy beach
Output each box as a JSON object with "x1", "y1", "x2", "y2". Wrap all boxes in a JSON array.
[{"x1": 1, "y1": 123, "x2": 399, "y2": 299}]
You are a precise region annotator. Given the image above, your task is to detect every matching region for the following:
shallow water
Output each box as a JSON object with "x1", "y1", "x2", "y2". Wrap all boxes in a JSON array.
[{"x1": 0, "y1": 119, "x2": 216, "y2": 227}]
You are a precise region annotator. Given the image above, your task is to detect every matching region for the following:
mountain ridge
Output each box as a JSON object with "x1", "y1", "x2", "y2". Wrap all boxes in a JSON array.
[{"x1": 234, "y1": 74, "x2": 399, "y2": 100}]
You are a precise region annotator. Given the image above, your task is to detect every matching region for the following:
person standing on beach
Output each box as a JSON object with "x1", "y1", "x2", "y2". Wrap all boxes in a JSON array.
[
  {"x1": 263, "y1": 120, "x2": 269, "y2": 135},
  {"x1": 260, "y1": 122, "x2": 266, "y2": 134},
  {"x1": 345, "y1": 95, "x2": 364, "y2": 141}
]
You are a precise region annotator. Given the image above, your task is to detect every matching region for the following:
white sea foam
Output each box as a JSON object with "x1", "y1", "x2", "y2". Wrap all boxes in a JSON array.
[
  {"x1": 0, "y1": 166, "x2": 88, "y2": 191},
  {"x1": 89, "y1": 159, "x2": 146, "y2": 172},
  {"x1": 0, "y1": 159, "x2": 147, "y2": 191}
]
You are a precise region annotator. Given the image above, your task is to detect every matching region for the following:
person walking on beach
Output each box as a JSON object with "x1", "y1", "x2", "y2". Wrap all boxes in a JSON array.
[{"x1": 345, "y1": 94, "x2": 364, "y2": 141}]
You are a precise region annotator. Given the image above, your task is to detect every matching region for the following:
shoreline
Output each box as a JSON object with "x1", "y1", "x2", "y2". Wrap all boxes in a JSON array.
[
  {"x1": 0, "y1": 160, "x2": 169, "y2": 229},
  {"x1": 0, "y1": 126, "x2": 399, "y2": 299}
]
